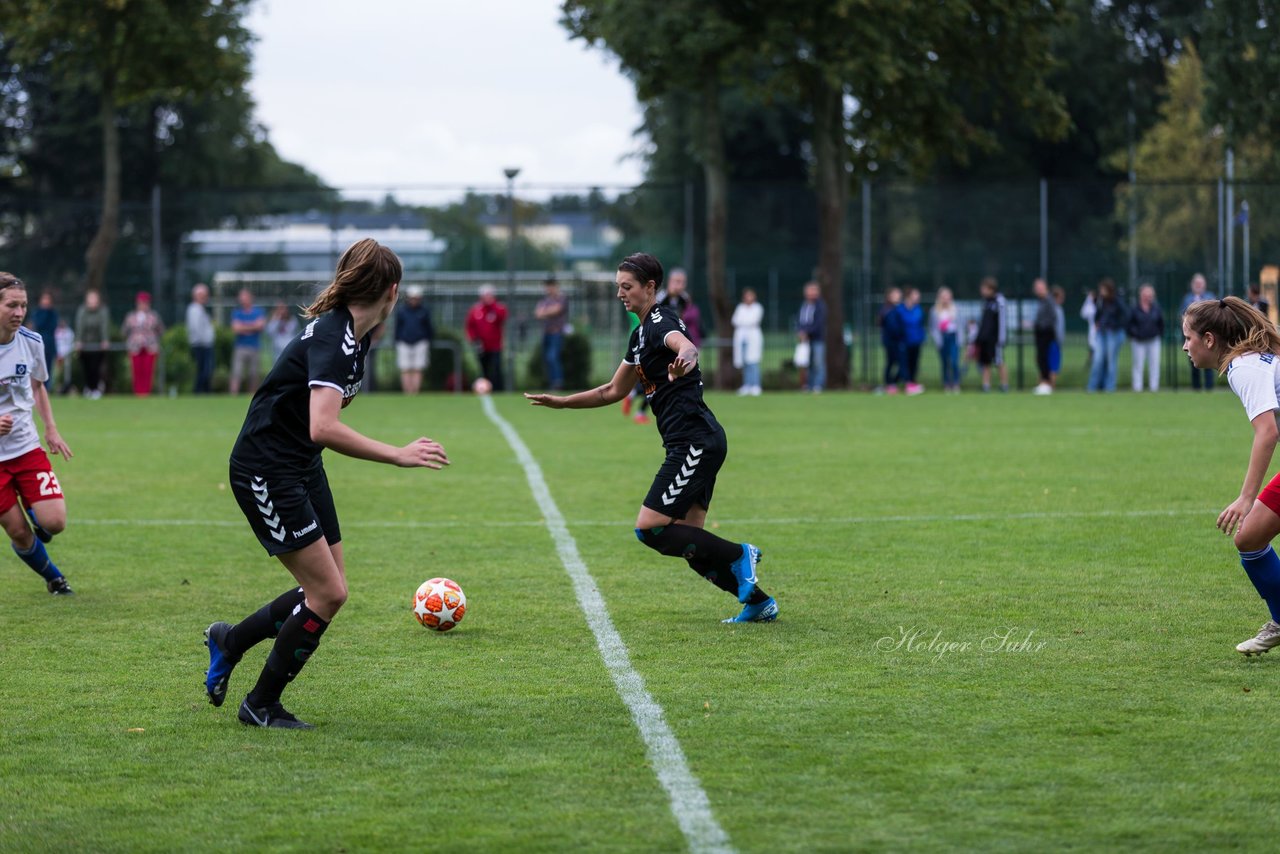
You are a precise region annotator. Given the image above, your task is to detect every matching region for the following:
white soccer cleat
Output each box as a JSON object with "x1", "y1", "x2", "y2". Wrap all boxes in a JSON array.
[{"x1": 1236, "y1": 620, "x2": 1280, "y2": 656}]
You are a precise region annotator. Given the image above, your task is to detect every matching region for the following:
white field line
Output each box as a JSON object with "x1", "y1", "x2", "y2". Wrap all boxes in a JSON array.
[
  {"x1": 479, "y1": 396, "x2": 734, "y2": 854},
  {"x1": 74, "y1": 507, "x2": 1212, "y2": 530}
]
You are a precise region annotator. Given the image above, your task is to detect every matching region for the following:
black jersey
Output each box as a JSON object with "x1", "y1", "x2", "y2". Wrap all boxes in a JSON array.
[
  {"x1": 231, "y1": 306, "x2": 370, "y2": 472},
  {"x1": 624, "y1": 303, "x2": 720, "y2": 444}
]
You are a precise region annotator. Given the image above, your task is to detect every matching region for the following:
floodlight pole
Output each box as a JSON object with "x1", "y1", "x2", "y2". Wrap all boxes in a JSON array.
[{"x1": 504, "y1": 167, "x2": 520, "y2": 389}]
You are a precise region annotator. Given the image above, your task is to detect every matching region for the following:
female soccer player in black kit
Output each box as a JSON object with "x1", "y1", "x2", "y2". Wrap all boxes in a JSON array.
[
  {"x1": 204, "y1": 238, "x2": 449, "y2": 728},
  {"x1": 526, "y1": 252, "x2": 777, "y2": 623}
]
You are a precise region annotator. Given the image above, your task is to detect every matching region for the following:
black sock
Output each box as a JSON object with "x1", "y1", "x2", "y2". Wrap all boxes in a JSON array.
[
  {"x1": 688, "y1": 557, "x2": 738, "y2": 595},
  {"x1": 636, "y1": 525, "x2": 742, "y2": 564},
  {"x1": 247, "y1": 602, "x2": 329, "y2": 707},
  {"x1": 225, "y1": 587, "x2": 305, "y2": 658}
]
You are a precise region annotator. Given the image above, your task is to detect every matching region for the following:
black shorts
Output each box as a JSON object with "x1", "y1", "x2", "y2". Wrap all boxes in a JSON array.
[
  {"x1": 642, "y1": 426, "x2": 728, "y2": 519},
  {"x1": 977, "y1": 341, "x2": 1003, "y2": 367},
  {"x1": 229, "y1": 461, "x2": 339, "y2": 556}
]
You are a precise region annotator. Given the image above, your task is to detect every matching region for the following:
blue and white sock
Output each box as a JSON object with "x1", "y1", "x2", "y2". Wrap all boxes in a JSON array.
[
  {"x1": 13, "y1": 538, "x2": 60, "y2": 582},
  {"x1": 1239, "y1": 546, "x2": 1280, "y2": 622}
]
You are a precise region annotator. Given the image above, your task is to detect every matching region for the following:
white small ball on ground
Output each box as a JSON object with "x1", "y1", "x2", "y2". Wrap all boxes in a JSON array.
[{"x1": 472, "y1": 377, "x2": 493, "y2": 395}]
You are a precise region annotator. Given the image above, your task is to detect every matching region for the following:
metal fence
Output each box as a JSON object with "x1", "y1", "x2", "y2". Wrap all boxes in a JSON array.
[{"x1": 0, "y1": 177, "x2": 1269, "y2": 391}]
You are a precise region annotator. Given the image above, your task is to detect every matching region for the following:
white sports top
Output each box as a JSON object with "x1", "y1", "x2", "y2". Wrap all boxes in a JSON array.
[
  {"x1": 1227, "y1": 351, "x2": 1280, "y2": 424},
  {"x1": 0, "y1": 328, "x2": 49, "y2": 461}
]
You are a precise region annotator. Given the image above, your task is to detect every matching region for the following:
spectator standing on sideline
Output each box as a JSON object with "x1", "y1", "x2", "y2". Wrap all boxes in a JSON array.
[
  {"x1": 54, "y1": 319, "x2": 74, "y2": 394},
  {"x1": 1181, "y1": 273, "x2": 1217, "y2": 390},
  {"x1": 659, "y1": 268, "x2": 702, "y2": 347},
  {"x1": 121, "y1": 292, "x2": 164, "y2": 397},
  {"x1": 1128, "y1": 283, "x2": 1164, "y2": 392},
  {"x1": 1080, "y1": 288, "x2": 1099, "y2": 369},
  {"x1": 798, "y1": 281, "x2": 827, "y2": 393},
  {"x1": 930, "y1": 286, "x2": 960, "y2": 393},
  {"x1": 230, "y1": 288, "x2": 266, "y2": 395},
  {"x1": 878, "y1": 287, "x2": 903, "y2": 393},
  {"x1": 74, "y1": 289, "x2": 110, "y2": 399},
  {"x1": 1032, "y1": 278, "x2": 1056, "y2": 395},
  {"x1": 266, "y1": 302, "x2": 299, "y2": 364},
  {"x1": 465, "y1": 284, "x2": 508, "y2": 391},
  {"x1": 1050, "y1": 286, "x2": 1066, "y2": 388},
  {"x1": 731, "y1": 288, "x2": 764, "y2": 396},
  {"x1": 1250, "y1": 282, "x2": 1270, "y2": 317},
  {"x1": 186, "y1": 283, "x2": 215, "y2": 394},
  {"x1": 1087, "y1": 278, "x2": 1128, "y2": 393},
  {"x1": 975, "y1": 277, "x2": 1009, "y2": 392},
  {"x1": 30, "y1": 292, "x2": 58, "y2": 390},
  {"x1": 534, "y1": 276, "x2": 568, "y2": 390},
  {"x1": 896, "y1": 287, "x2": 926, "y2": 395},
  {"x1": 394, "y1": 285, "x2": 434, "y2": 395}
]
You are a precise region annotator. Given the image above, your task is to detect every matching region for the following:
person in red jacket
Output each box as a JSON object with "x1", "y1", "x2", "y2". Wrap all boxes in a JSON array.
[{"x1": 465, "y1": 284, "x2": 508, "y2": 391}]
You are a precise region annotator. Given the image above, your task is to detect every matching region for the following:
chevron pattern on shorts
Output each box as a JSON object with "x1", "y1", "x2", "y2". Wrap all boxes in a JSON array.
[
  {"x1": 251, "y1": 476, "x2": 286, "y2": 542},
  {"x1": 660, "y1": 446, "x2": 703, "y2": 507}
]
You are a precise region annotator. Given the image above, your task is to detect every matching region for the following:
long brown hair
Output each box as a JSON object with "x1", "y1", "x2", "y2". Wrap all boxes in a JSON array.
[
  {"x1": 1184, "y1": 295, "x2": 1280, "y2": 373},
  {"x1": 304, "y1": 238, "x2": 402, "y2": 318},
  {"x1": 0, "y1": 272, "x2": 26, "y2": 294}
]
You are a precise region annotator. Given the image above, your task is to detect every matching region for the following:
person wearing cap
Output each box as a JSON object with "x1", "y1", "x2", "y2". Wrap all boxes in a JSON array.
[
  {"x1": 230, "y1": 288, "x2": 267, "y2": 395},
  {"x1": 394, "y1": 284, "x2": 435, "y2": 394},
  {"x1": 121, "y1": 291, "x2": 164, "y2": 397},
  {"x1": 465, "y1": 284, "x2": 508, "y2": 391},
  {"x1": 534, "y1": 276, "x2": 568, "y2": 390}
]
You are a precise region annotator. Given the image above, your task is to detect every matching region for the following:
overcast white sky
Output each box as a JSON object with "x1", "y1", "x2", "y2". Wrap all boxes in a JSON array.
[{"x1": 245, "y1": 0, "x2": 646, "y2": 194}]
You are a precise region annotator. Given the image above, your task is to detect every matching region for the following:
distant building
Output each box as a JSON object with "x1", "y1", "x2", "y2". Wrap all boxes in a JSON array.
[
  {"x1": 483, "y1": 210, "x2": 621, "y2": 268},
  {"x1": 182, "y1": 221, "x2": 446, "y2": 281}
]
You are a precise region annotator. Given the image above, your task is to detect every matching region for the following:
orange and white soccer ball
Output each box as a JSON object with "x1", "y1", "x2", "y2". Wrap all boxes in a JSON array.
[{"x1": 413, "y1": 577, "x2": 467, "y2": 632}]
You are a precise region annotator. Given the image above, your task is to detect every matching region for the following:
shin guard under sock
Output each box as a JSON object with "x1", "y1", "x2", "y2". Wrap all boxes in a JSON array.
[
  {"x1": 13, "y1": 538, "x2": 60, "y2": 581},
  {"x1": 226, "y1": 587, "x2": 306, "y2": 657},
  {"x1": 248, "y1": 602, "x2": 329, "y2": 707},
  {"x1": 1240, "y1": 546, "x2": 1280, "y2": 622}
]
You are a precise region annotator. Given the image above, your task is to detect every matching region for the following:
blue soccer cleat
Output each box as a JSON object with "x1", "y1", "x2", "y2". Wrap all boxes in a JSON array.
[
  {"x1": 722, "y1": 597, "x2": 778, "y2": 624},
  {"x1": 729, "y1": 543, "x2": 762, "y2": 603},
  {"x1": 204, "y1": 621, "x2": 240, "y2": 707}
]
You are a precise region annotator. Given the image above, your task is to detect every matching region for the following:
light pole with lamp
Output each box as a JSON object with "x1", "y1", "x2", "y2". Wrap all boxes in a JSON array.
[{"x1": 503, "y1": 167, "x2": 520, "y2": 389}]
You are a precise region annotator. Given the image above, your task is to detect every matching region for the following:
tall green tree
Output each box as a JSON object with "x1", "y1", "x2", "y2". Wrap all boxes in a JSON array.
[
  {"x1": 2, "y1": 0, "x2": 257, "y2": 291},
  {"x1": 563, "y1": 0, "x2": 749, "y2": 386}
]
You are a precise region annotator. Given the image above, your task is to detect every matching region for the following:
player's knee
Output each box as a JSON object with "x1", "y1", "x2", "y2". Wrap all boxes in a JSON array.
[
  {"x1": 1235, "y1": 527, "x2": 1269, "y2": 553},
  {"x1": 316, "y1": 581, "x2": 348, "y2": 614}
]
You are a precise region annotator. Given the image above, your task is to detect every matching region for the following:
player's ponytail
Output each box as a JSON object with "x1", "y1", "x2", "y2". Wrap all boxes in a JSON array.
[
  {"x1": 304, "y1": 238, "x2": 402, "y2": 318},
  {"x1": 1184, "y1": 295, "x2": 1280, "y2": 372}
]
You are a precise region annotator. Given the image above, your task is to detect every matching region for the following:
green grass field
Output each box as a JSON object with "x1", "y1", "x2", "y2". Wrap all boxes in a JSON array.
[{"x1": 1, "y1": 388, "x2": 1277, "y2": 852}]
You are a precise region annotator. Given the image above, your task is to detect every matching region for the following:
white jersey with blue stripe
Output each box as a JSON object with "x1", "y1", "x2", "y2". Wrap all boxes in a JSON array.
[
  {"x1": 0, "y1": 328, "x2": 49, "y2": 461},
  {"x1": 1227, "y1": 351, "x2": 1280, "y2": 425}
]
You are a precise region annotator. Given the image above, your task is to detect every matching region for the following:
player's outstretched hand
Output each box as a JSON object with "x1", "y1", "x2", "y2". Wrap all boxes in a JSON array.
[
  {"x1": 398, "y1": 437, "x2": 449, "y2": 470},
  {"x1": 668, "y1": 355, "x2": 694, "y2": 381},
  {"x1": 524, "y1": 393, "x2": 565, "y2": 409},
  {"x1": 1217, "y1": 496, "x2": 1253, "y2": 536},
  {"x1": 45, "y1": 428, "x2": 72, "y2": 459}
]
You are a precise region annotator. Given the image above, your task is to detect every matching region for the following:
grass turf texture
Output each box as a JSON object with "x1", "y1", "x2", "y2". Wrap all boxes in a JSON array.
[{"x1": 0, "y1": 390, "x2": 1276, "y2": 851}]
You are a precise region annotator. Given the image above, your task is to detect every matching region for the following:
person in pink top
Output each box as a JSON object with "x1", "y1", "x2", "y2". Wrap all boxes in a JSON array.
[
  {"x1": 121, "y1": 292, "x2": 164, "y2": 397},
  {"x1": 465, "y1": 284, "x2": 508, "y2": 391}
]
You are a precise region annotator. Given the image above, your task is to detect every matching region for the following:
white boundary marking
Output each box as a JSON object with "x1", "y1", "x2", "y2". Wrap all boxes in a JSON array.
[
  {"x1": 73, "y1": 507, "x2": 1212, "y2": 530},
  {"x1": 480, "y1": 396, "x2": 734, "y2": 854}
]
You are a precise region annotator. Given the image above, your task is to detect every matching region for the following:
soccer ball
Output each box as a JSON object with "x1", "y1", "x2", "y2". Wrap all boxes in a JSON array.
[
  {"x1": 413, "y1": 577, "x2": 467, "y2": 632},
  {"x1": 472, "y1": 377, "x2": 493, "y2": 395}
]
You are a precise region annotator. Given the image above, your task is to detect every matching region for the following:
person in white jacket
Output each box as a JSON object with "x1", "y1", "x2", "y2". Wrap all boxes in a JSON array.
[{"x1": 732, "y1": 289, "x2": 764, "y2": 395}]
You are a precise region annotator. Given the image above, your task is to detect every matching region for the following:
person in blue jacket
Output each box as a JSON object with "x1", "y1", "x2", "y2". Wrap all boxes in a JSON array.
[
  {"x1": 878, "y1": 287, "x2": 903, "y2": 393},
  {"x1": 895, "y1": 287, "x2": 927, "y2": 395}
]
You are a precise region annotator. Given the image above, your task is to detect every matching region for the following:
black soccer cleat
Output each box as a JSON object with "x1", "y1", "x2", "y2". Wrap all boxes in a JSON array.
[
  {"x1": 46, "y1": 576, "x2": 73, "y2": 596},
  {"x1": 204, "y1": 621, "x2": 240, "y2": 707},
  {"x1": 237, "y1": 698, "x2": 313, "y2": 730},
  {"x1": 26, "y1": 506, "x2": 53, "y2": 543}
]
